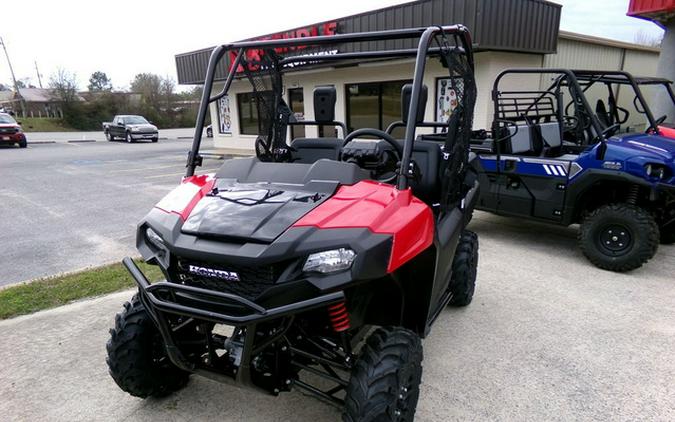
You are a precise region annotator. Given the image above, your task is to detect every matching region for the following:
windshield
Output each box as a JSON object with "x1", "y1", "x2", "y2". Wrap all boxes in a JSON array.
[
  {"x1": 635, "y1": 83, "x2": 675, "y2": 125},
  {"x1": 0, "y1": 114, "x2": 17, "y2": 124},
  {"x1": 124, "y1": 116, "x2": 149, "y2": 124}
]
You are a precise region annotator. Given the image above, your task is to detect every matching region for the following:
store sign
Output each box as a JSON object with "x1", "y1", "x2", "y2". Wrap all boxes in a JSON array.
[{"x1": 230, "y1": 22, "x2": 338, "y2": 73}]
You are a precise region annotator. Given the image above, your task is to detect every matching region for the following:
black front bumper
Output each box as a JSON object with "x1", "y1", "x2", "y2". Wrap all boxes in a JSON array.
[
  {"x1": 658, "y1": 182, "x2": 675, "y2": 195},
  {"x1": 123, "y1": 257, "x2": 344, "y2": 391}
]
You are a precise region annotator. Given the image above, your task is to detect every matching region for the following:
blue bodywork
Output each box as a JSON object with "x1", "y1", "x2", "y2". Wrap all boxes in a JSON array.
[
  {"x1": 572, "y1": 133, "x2": 675, "y2": 186},
  {"x1": 477, "y1": 133, "x2": 675, "y2": 185},
  {"x1": 474, "y1": 131, "x2": 675, "y2": 227}
]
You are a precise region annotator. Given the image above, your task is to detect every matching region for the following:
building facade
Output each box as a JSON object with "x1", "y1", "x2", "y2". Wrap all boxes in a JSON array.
[{"x1": 175, "y1": 0, "x2": 660, "y2": 152}]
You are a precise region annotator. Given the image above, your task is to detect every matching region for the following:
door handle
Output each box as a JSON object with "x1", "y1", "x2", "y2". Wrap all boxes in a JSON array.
[{"x1": 501, "y1": 157, "x2": 519, "y2": 172}]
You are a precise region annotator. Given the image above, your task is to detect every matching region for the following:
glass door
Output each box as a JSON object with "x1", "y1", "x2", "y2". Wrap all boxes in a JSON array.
[{"x1": 288, "y1": 88, "x2": 305, "y2": 140}]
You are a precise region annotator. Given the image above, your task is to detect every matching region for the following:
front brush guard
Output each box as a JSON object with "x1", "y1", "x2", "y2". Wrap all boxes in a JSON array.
[{"x1": 122, "y1": 257, "x2": 344, "y2": 392}]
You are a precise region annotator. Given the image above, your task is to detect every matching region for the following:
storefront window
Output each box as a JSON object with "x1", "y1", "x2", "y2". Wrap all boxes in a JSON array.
[
  {"x1": 237, "y1": 93, "x2": 260, "y2": 136},
  {"x1": 288, "y1": 88, "x2": 305, "y2": 139},
  {"x1": 346, "y1": 80, "x2": 410, "y2": 137}
]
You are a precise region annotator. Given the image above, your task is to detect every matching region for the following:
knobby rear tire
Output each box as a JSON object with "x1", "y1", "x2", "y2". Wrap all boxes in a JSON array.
[{"x1": 448, "y1": 230, "x2": 478, "y2": 307}]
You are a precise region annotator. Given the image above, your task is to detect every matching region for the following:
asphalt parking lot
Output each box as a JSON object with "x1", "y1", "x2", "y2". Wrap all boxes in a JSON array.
[
  {"x1": 0, "y1": 212, "x2": 673, "y2": 421},
  {"x1": 0, "y1": 136, "x2": 221, "y2": 286}
]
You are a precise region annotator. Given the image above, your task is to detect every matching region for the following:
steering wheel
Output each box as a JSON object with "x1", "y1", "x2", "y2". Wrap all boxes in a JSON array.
[
  {"x1": 341, "y1": 128, "x2": 403, "y2": 183},
  {"x1": 563, "y1": 115, "x2": 579, "y2": 131},
  {"x1": 601, "y1": 123, "x2": 621, "y2": 138},
  {"x1": 647, "y1": 115, "x2": 667, "y2": 134}
]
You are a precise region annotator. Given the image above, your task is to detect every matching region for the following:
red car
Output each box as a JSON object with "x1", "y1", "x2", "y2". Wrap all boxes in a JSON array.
[{"x1": 0, "y1": 113, "x2": 27, "y2": 148}]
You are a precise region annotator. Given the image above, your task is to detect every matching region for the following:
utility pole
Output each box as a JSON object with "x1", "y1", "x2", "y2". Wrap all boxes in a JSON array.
[
  {"x1": 34, "y1": 60, "x2": 43, "y2": 89},
  {"x1": 0, "y1": 36, "x2": 26, "y2": 117}
]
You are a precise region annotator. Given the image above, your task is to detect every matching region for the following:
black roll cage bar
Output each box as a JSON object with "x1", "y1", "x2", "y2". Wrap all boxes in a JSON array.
[
  {"x1": 186, "y1": 25, "x2": 474, "y2": 191},
  {"x1": 491, "y1": 68, "x2": 662, "y2": 160},
  {"x1": 569, "y1": 70, "x2": 660, "y2": 129}
]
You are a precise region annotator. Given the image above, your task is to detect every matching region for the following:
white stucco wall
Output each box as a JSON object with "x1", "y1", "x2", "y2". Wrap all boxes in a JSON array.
[
  {"x1": 209, "y1": 51, "x2": 543, "y2": 151},
  {"x1": 208, "y1": 38, "x2": 660, "y2": 152}
]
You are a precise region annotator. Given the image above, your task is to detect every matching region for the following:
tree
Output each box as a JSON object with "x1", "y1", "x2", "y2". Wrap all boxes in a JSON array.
[
  {"x1": 49, "y1": 68, "x2": 78, "y2": 103},
  {"x1": 159, "y1": 76, "x2": 175, "y2": 111},
  {"x1": 634, "y1": 30, "x2": 663, "y2": 48},
  {"x1": 0, "y1": 83, "x2": 9, "y2": 91},
  {"x1": 88, "y1": 71, "x2": 112, "y2": 92},
  {"x1": 130, "y1": 73, "x2": 162, "y2": 109}
]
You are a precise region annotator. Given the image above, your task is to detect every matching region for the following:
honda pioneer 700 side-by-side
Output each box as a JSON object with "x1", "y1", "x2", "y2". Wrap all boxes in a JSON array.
[
  {"x1": 470, "y1": 69, "x2": 675, "y2": 272},
  {"x1": 106, "y1": 26, "x2": 480, "y2": 421}
]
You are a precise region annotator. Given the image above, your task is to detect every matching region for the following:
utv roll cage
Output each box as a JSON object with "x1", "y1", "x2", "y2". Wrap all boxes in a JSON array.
[
  {"x1": 186, "y1": 25, "x2": 475, "y2": 192},
  {"x1": 490, "y1": 69, "x2": 661, "y2": 159}
]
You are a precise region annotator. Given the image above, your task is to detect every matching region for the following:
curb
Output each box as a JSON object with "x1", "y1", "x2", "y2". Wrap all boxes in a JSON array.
[
  {"x1": 26, "y1": 140, "x2": 56, "y2": 144},
  {"x1": 0, "y1": 256, "x2": 145, "y2": 291},
  {"x1": 201, "y1": 152, "x2": 226, "y2": 159},
  {"x1": 67, "y1": 139, "x2": 97, "y2": 143}
]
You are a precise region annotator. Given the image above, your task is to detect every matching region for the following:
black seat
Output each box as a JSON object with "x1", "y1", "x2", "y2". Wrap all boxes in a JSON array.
[
  {"x1": 596, "y1": 99, "x2": 612, "y2": 128},
  {"x1": 290, "y1": 137, "x2": 342, "y2": 163},
  {"x1": 291, "y1": 86, "x2": 346, "y2": 164},
  {"x1": 392, "y1": 139, "x2": 442, "y2": 203},
  {"x1": 396, "y1": 84, "x2": 441, "y2": 203}
]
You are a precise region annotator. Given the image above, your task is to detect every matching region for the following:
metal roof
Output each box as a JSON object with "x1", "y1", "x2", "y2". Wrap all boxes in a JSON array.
[
  {"x1": 558, "y1": 31, "x2": 661, "y2": 53},
  {"x1": 175, "y1": 0, "x2": 562, "y2": 85}
]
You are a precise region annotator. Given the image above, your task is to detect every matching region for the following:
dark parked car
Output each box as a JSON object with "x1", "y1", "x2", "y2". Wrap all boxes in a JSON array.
[
  {"x1": 0, "y1": 113, "x2": 27, "y2": 148},
  {"x1": 103, "y1": 115, "x2": 158, "y2": 143}
]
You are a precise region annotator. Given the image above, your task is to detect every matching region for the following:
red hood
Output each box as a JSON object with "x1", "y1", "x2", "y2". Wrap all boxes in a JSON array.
[{"x1": 0, "y1": 123, "x2": 20, "y2": 129}]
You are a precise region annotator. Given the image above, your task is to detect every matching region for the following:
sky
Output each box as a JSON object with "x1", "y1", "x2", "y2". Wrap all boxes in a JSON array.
[{"x1": 0, "y1": 0, "x2": 665, "y2": 92}]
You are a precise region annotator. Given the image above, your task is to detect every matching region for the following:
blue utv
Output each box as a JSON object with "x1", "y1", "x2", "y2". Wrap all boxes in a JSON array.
[{"x1": 470, "y1": 69, "x2": 675, "y2": 272}]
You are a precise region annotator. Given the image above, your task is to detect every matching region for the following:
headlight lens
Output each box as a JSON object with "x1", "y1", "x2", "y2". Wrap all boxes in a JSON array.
[
  {"x1": 131, "y1": 127, "x2": 140, "y2": 132},
  {"x1": 303, "y1": 248, "x2": 356, "y2": 274},
  {"x1": 145, "y1": 227, "x2": 165, "y2": 250},
  {"x1": 645, "y1": 163, "x2": 667, "y2": 180}
]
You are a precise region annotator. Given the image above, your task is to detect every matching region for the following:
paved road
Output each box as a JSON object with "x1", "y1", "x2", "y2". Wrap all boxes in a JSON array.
[
  {"x1": 25, "y1": 128, "x2": 197, "y2": 143},
  {"x1": 0, "y1": 212, "x2": 673, "y2": 421},
  {"x1": 0, "y1": 137, "x2": 222, "y2": 286}
]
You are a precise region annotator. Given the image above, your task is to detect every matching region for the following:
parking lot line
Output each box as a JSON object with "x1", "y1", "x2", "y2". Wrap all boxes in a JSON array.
[
  {"x1": 108, "y1": 164, "x2": 182, "y2": 174},
  {"x1": 145, "y1": 168, "x2": 221, "y2": 179}
]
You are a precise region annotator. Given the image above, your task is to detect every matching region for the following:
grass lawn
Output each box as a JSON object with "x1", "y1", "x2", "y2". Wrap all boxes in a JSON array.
[
  {"x1": 0, "y1": 260, "x2": 163, "y2": 320},
  {"x1": 19, "y1": 117, "x2": 77, "y2": 132}
]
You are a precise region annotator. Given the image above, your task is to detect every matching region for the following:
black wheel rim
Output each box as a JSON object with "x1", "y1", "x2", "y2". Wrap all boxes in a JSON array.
[
  {"x1": 391, "y1": 365, "x2": 418, "y2": 421},
  {"x1": 597, "y1": 224, "x2": 633, "y2": 255}
]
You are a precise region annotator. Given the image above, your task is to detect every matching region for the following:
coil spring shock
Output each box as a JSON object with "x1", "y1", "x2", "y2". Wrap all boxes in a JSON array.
[
  {"x1": 627, "y1": 184, "x2": 639, "y2": 205},
  {"x1": 327, "y1": 301, "x2": 351, "y2": 332}
]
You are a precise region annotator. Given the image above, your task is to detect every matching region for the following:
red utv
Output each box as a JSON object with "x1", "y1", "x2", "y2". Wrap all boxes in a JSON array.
[{"x1": 106, "y1": 26, "x2": 480, "y2": 421}]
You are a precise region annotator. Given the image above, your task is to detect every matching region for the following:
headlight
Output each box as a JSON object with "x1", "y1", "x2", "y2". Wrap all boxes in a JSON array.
[
  {"x1": 131, "y1": 127, "x2": 141, "y2": 132},
  {"x1": 303, "y1": 248, "x2": 356, "y2": 274},
  {"x1": 146, "y1": 227, "x2": 165, "y2": 250},
  {"x1": 645, "y1": 163, "x2": 668, "y2": 180}
]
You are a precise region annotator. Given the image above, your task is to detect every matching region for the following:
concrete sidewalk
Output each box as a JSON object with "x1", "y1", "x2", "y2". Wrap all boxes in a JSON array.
[
  {"x1": 25, "y1": 128, "x2": 197, "y2": 144},
  {"x1": 1, "y1": 213, "x2": 674, "y2": 421}
]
